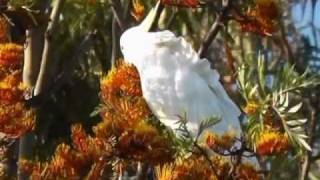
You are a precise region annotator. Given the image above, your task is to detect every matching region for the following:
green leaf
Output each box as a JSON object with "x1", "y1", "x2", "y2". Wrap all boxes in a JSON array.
[
  {"x1": 297, "y1": 138, "x2": 312, "y2": 151},
  {"x1": 286, "y1": 119, "x2": 307, "y2": 126},
  {"x1": 198, "y1": 116, "x2": 221, "y2": 136},
  {"x1": 288, "y1": 102, "x2": 303, "y2": 113}
]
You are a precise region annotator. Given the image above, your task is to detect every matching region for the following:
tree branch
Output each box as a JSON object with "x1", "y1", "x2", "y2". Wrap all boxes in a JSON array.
[
  {"x1": 198, "y1": 0, "x2": 230, "y2": 59},
  {"x1": 27, "y1": 32, "x2": 96, "y2": 106},
  {"x1": 19, "y1": 1, "x2": 50, "y2": 180},
  {"x1": 111, "y1": 17, "x2": 120, "y2": 66},
  {"x1": 23, "y1": 28, "x2": 44, "y2": 89},
  {"x1": 108, "y1": 0, "x2": 127, "y2": 32},
  {"x1": 33, "y1": 0, "x2": 65, "y2": 96},
  {"x1": 299, "y1": 96, "x2": 318, "y2": 180}
]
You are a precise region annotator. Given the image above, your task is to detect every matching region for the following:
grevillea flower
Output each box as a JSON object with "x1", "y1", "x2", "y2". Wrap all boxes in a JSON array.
[
  {"x1": 0, "y1": 71, "x2": 25, "y2": 105},
  {"x1": 100, "y1": 62, "x2": 142, "y2": 101},
  {"x1": 237, "y1": 0, "x2": 279, "y2": 36},
  {"x1": 131, "y1": 0, "x2": 145, "y2": 22},
  {"x1": 0, "y1": 103, "x2": 35, "y2": 138},
  {"x1": 256, "y1": 130, "x2": 289, "y2": 155},
  {"x1": 156, "y1": 155, "x2": 230, "y2": 180},
  {"x1": 0, "y1": 42, "x2": 35, "y2": 138},
  {"x1": 203, "y1": 131, "x2": 236, "y2": 152},
  {"x1": 116, "y1": 121, "x2": 174, "y2": 164},
  {"x1": 160, "y1": 0, "x2": 198, "y2": 8},
  {"x1": 243, "y1": 101, "x2": 259, "y2": 115},
  {"x1": 0, "y1": 43, "x2": 23, "y2": 68},
  {"x1": 156, "y1": 156, "x2": 259, "y2": 180},
  {"x1": 234, "y1": 163, "x2": 259, "y2": 180},
  {"x1": 71, "y1": 124, "x2": 112, "y2": 160},
  {"x1": 155, "y1": 163, "x2": 174, "y2": 180},
  {"x1": 99, "y1": 61, "x2": 174, "y2": 164},
  {"x1": 20, "y1": 125, "x2": 113, "y2": 179}
]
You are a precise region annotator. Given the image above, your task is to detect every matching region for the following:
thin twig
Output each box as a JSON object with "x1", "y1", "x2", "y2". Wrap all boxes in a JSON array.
[
  {"x1": 111, "y1": 17, "x2": 120, "y2": 66},
  {"x1": 198, "y1": 0, "x2": 230, "y2": 59},
  {"x1": 108, "y1": 0, "x2": 127, "y2": 32}
]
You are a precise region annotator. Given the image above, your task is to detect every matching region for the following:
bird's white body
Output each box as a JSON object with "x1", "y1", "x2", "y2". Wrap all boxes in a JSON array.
[{"x1": 120, "y1": 25, "x2": 241, "y2": 136}]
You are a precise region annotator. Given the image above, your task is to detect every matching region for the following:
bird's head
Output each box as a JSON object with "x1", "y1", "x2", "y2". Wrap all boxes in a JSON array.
[{"x1": 120, "y1": 1, "x2": 162, "y2": 66}]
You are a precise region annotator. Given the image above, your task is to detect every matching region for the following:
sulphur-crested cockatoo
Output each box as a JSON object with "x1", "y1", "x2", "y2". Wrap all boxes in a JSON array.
[{"x1": 120, "y1": 2, "x2": 241, "y2": 136}]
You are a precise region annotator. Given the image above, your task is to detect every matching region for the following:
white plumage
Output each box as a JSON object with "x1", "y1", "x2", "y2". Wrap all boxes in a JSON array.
[{"x1": 120, "y1": 12, "x2": 241, "y2": 136}]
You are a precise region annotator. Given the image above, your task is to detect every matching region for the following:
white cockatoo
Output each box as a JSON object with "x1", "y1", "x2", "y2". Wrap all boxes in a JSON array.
[{"x1": 120, "y1": 2, "x2": 241, "y2": 136}]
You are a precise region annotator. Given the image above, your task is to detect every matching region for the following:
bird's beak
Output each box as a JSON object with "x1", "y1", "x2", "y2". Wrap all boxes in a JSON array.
[{"x1": 140, "y1": 1, "x2": 163, "y2": 32}]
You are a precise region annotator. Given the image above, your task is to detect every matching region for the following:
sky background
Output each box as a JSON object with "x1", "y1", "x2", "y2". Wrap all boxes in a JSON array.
[
  {"x1": 291, "y1": 0, "x2": 320, "y2": 46},
  {"x1": 291, "y1": 0, "x2": 320, "y2": 71}
]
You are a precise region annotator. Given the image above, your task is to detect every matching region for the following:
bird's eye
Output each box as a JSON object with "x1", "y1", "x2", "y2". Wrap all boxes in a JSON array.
[{"x1": 121, "y1": 45, "x2": 124, "y2": 50}]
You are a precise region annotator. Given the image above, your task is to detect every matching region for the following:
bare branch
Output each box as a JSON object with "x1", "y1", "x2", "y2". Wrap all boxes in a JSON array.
[
  {"x1": 111, "y1": 17, "x2": 120, "y2": 66},
  {"x1": 198, "y1": 0, "x2": 230, "y2": 59},
  {"x1": 34, "y1": 0, "x2": 65, "y2": 96},
  {"x1": 299, "y1": 96, "x2": 318, "y2": 180},
  {"x1": 108, "y1": 0, "x2": 127, "y2": 31},
  {"x1": 23, "y1": 28, "x2": 44, "y2": 89},
  {"x1": 28, "y1": 32, "x2": 96, "y2": 106}
]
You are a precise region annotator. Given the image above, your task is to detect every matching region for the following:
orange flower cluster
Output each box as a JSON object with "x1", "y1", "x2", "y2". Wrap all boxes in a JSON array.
[
  {"x1": 255, "y1": 130, "x2": 289, "y2": 156},
  {"x1": 160, "y1": 0, "x2": 198, "y2": 8},
  {"x1": 71, "y1": 124, "x2": 113, "y2": 161},
  {"x1": 0, "y1": 43, "x2": 24, "y2": 69},
  {"x1": 20, "y1": 144, "x2": 82, "y2": 180},
  {"x1": 0, "y1": 32, "x2": 35, "y2": 138},
  {"x1": 203, "y1": 130, "x2": 236, "y2": 153},
  {"x1": 237, "y1": 0, "x2": 279, "y2": 36},
  {"x1": 20, "y1": 124, "x2": 113, "y2": 179},
  {"x1": 0, "y1": 103, "x2": 34, "y2": 137},
  {"x1": 20, "y1": 62, "x2": 174, "y2": 178},
  {"x1": 234, "y1": 163, "x2": 260, "y2": 180},
  {"x1": 98, "y1": 62, "x2": 174, "y2": 164},
  {"x1": 156, "y1": 155, "x2": 259, "y2": 180}
]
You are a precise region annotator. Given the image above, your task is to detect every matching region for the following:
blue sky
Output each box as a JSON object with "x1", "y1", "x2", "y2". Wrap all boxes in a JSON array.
[
  {"x1": 291, "y1": 1, "x2": 320, "y2": 70},
  {"x1": 291, "y1": 1, "x2": 320, "y2": 46}
]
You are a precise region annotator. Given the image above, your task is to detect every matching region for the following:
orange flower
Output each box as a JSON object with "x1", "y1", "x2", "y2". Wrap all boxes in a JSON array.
[
  {"x1": 243, "y1": 101, "x2": 259, "y2": 115},
  {"x1": 160, "y1": 0, "x2": 198, "y2": 8},
  {"x1": 156, "y1": 155, "x2": 230, "y2": 180},
  {"x1": 71, "y1": 124, "x2": 112, "y2": 160},
  {"x1": 0, "y1": 62, "x2": 34, "y2": 138},
  {"x1": 0, "y1": 103, "x2": 35, "y2": 138},
  {"x1": 0, "y1": 71, "x2": 25, "y2": 105},
  {"x1": 131, "y1": 0, "x2": 145, "y2": 22},
  {"x1": 0, "y1": 43, "x2": 23, "y2": 68},
  {"x1": 99, "y1": 62, "x2": 151, "y2": 135},
  {"x1": 155, "y1": 163, "x2": 174, "y2": 180},
  {"x1": 237, "y1": 0, "x2": 279, "y2": 36},
  {"x1": 100, "y1": 62, "x2": 142, "y2": 102},
  {"x1": 116, "y1": 121, "x2": 174, "y2": 164},
  {"x1": 99, "y1": 61, "x2": 174, "y2": 164},
  {"x1": 256, "y1": 130, "x2": 289, "y2": 155},
  {"x1": 235, "y1": 163, "x2": 259, "y2": 180},
  {"x1": 20, "y1": 125, "x2": 114, "y2": 179},
  {"x1": 203, "y1": 131, "x2": 236, "y2": 152},
  {"x1": 156, "y1": 156, "x2": 259, "y2": 180}
]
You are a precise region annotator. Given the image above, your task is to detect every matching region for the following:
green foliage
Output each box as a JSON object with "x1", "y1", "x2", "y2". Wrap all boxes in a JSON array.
[{"x1": 238, "y1": 55, "x2": 320, "y2": 152}]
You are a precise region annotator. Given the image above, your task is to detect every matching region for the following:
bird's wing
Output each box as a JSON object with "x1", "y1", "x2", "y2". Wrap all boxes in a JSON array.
[
  {"x1": 164, "y1": 32, "x2": 241, "y2": 130},
  {"x1": 146, "y1": 30, "x2": 242, "y2": 134}
]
